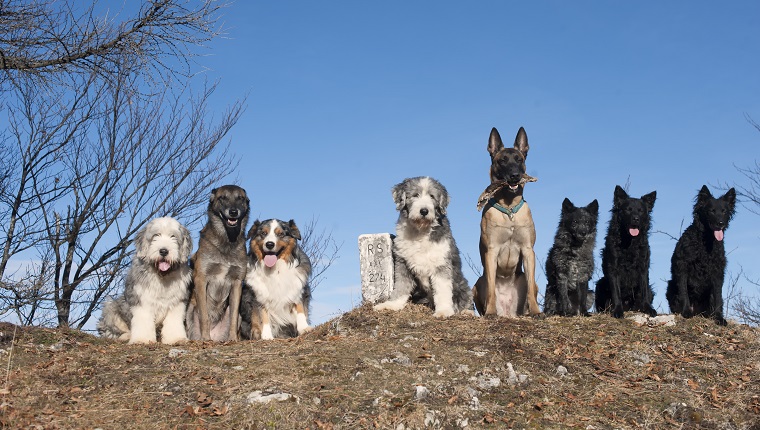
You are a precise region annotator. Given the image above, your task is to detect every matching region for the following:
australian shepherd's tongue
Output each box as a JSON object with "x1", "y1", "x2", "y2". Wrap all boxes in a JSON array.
[
  {"x1": 714, "y1": 230, "x2": 724, "y2": 241},
  {"x1": 629, "y1": 228, "x2": 640, "y2": 237},
  {"x1": 263, "y1": 253, "x2": 278, "y2": 268}
]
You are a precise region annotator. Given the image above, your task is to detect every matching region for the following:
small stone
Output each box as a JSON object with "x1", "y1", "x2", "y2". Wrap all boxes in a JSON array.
[
  {"x1": 246, "y1": 390, "x2": 293, "y2": 404},
  {"x1": 650, "y1": 314, "x2": 676, "y2": 327},
  {"x1": 556, "y1": 365, "x2": 568, "y2": 376},
  {"x1": 414, "y1": 385, "x2": 429, "y2": 400},
  {"x1": 469, "y1": 396, "x2": 480, "y2": 410},
  {"x1": 168, "y1": 348, "x2": 187, "y2": 358}
]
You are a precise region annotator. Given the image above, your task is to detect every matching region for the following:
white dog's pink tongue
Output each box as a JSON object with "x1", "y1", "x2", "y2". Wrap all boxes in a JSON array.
[
  {"x1": 714, "y1": 230, "x2": 724, "y2": 241},
  {"x1": 629, "y1": 228, "x2": 640, "y2": 237},
  {"x1": 158, "y1": 261, "x2": 171, "y2": 272},
  {"x1": 263, "y1": 254, "x2": 278, "y2": 268}
]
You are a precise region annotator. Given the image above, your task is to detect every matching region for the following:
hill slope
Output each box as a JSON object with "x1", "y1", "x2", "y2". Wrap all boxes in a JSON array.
[{"x1": 0, "y1": 305, "x2": 758, "y2": 429}]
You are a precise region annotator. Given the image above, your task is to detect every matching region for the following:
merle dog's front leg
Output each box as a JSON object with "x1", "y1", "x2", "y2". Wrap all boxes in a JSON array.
[
  {"x1": 554, "y1": 273, "x2": 571, "y2": 316},
  {"x1": 575, "y1": 281, "x2": 590, "y2": 316}
]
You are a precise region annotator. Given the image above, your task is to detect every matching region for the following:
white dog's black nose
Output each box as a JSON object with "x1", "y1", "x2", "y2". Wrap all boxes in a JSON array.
[
  {"x1": 159, "y1": 248, "x2": 169, "y2": 257},
  {"x1": 420, "y1": 208, "x2": 429, "y2": 216},
  {"x1": 265, "y1": 241, "x2": 275, "y2": 250}
]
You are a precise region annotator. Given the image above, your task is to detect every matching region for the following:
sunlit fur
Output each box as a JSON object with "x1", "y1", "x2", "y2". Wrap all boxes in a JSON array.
[
  {"x1": 241, "y1": 219, "x2": 312, "y2": 340},
  {"x1": 97, "y1": 217, "x2": 193, "y2": 344},
  {"x1": 374, "y1": 177, "x2": 472, "y2": 317}
]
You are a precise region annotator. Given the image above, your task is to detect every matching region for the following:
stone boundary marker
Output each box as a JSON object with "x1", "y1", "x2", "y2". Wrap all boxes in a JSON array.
[{"x1": 358, "y1": 233, "x2": 394, "y2": 304}]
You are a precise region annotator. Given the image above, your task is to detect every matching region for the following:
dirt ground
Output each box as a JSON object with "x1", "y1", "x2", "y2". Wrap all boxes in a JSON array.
[{"x1": 0, "y1": 304, "x2": 758, "y2": 429}]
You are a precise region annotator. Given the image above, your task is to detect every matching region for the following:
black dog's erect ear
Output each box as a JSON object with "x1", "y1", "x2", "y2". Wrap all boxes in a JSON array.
[
  {"x1": 391, "y1": 181, "x2": 407, "y2": 211},
  {"x1": 487, "y1": 127, "x2": 504, "y2": 157},
  {"x1": 288, "y1": 219, "x2": 302, "y2": 240},
  {"x1": 698, "y1": 185, "x2": 713, "y2": 201},
  {"x1": 613, "y1": 185, "x2": 628, "y2": 204},
  {"x1": 513, "y1": 127, "x2": 529, "y2": 159},
  {"x1": 247, "y1": 220, "x2": 261, "y2": 240},
  {"x1": 641, "y1": 191, "x2": 657, "y2": 211},
  {"x1": 722, "y1": 187, "x2": 737, "y2": 207},
  {"x1": 561, "y1": 197, "x2": 575, "y2": 213}
]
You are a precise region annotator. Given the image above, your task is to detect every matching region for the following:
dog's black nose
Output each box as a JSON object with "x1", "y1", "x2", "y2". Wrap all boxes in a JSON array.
[
  {"x1": 420, "y1": 208, "x2": 429, "y2": 216},
  {"x1": 228, "y1": 209, "x2": 239, "y2": 218},
  {"x1": 159, "y1": 248, "x2": 169, "y2": 257},
  {"x1": 265, "y1": 241, "x2": 275, "y2": 250},
  {"x1": 508, "y1": 173, "x2": 521, "y2": 183}
]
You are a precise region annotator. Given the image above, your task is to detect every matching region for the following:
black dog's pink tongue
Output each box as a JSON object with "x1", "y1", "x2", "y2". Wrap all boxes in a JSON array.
[
  {"x1": 629, "y1": 228, "x2": 640, "y2": 237},
  {"x1": 714, "y1": 230, "x2": 724, "y2": 241}
]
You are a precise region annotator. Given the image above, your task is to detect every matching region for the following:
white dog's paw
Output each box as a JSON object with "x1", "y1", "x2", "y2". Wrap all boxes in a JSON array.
[
  {"x1": 374, "y1": 297, "x2": 408, "y2": 312},
  {"x1": 128, "y1": 337, "x2": 156, "y2": 345},
  {"x1": 161, "y1": 335, "x2": 188, "y2": 345},
  {"x1": 261, "y1": 324, "x2": 274, "y2": 340},
  {"x1": 433, "y1": 308, "x2": 455, "y2": 318},
  {"x1": 298, "y1": 325, "x2": 313, "y2": 336}
]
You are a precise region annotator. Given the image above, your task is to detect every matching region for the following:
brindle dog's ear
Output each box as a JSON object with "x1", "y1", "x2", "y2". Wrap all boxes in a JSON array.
[
  {"x1": 392, "y1": 181, "x2": 407, "y2": 211},
  {"x1": 247, "y1": 220, "x2": 261, "y2": 240},
  {"x1": 287, "y1": 219, "x2": 301, "y2": 240},
  {"x1": 513, "y1": 127, "x2": 529, "y2": 159},
  {"x1": 487, "y1": 127, "x2": 504, "y2": 158}
]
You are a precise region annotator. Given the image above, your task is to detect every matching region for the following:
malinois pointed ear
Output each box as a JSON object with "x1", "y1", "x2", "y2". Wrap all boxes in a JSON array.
[
  {"x1": 513, "y1": 127, "x2": 529, "y2": 158},
  {"x1": 487, "y1": 127, "x2": 504, "y2": 157}
]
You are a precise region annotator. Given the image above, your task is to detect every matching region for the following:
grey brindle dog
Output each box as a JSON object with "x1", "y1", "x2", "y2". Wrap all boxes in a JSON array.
[{"x1": 186, "y1": 185, "x2": 250, "y2": 341}]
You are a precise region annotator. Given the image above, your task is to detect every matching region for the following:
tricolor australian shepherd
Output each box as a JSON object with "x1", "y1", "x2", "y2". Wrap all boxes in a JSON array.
[{"x1": 240, "y1": 219, "x2": 312, "y2": 339}]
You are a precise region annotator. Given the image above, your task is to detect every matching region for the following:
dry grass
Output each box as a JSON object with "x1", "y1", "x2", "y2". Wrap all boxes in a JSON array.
[{"x1": 0, "y1": 305, "x2": 758, "y2": 429}]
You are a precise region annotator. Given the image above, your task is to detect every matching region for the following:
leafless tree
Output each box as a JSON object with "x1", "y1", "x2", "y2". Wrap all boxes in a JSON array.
[
  {"x1": 299, "y1": 217, "x2": 342, "y2": 292},
  {"x1": 0, "y1": 0, "x2": 244, "y2": 328}
]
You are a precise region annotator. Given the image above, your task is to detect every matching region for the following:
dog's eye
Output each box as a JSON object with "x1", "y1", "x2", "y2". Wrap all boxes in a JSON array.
[
  {"x1": 412, "y1": 193, "x2": 419, "y2": 198},
  {"x1": 151, "y1": 234, "x2": 160, "y2": 240},
  {"x1": 429, "y1": 194, "x2": 436, "y2": 200}
]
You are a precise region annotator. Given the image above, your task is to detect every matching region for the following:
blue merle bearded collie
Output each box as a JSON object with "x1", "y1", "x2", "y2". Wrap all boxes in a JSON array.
[{"x1": 240, "y1": 219, "x2": 312, "y2": 339}]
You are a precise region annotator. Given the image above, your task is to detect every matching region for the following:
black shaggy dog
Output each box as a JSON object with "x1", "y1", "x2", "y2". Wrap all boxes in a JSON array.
[
  {"x1": 666, "y1": 186, "x2": 736, "y2": 326},
  {"x1": 543, "y1": 198, "x2": 599, "y2": 317},
  {"x1": 595, "y1": 185, "x2": 657, "y2": 318}
]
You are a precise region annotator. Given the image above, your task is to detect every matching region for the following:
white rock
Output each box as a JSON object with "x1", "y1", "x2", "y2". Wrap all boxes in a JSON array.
[
  {"x1": 247, "y1": 390, "x2": 293, "y2": 404},
  {"x1": 650, "y1": 314, "x2": 676, "y2": 327},
  {"x1": 627, "y1": 314, "x2": 649, "y2": 326},
  {"x1": 168, "y1": 348, "x2": 187, "y2": 358},
  {"x1": 415, "y1": 385, "x2": 429, "y2": 400},
  {"x1": 556, "y1": 365, "x2": 568, "y2": 376},
  {"x1": 359, "y1": 233, "x2": 395, "y2": 304}
]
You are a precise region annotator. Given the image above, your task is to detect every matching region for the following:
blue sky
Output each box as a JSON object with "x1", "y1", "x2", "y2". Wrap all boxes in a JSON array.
[{"x1": 192, "y1": 1, "x2": 760, "y2": 323}]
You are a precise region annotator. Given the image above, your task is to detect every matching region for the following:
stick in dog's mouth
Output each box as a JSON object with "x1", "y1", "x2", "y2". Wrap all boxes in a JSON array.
[{"x1": 477, "y1": 174, "x2": 537, "y2": 211}]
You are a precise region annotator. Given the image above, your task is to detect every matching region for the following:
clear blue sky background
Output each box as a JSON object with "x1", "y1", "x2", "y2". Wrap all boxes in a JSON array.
[{"x1": 190, "y1": 1, "x2": 759, "y2": 323}]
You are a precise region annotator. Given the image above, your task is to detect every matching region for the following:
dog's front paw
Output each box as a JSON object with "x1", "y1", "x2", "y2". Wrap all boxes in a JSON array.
[
  {"x1": 162, "y1": 336, "x2": 188, "y2": 345},
  {"x1": 298, "y1": 325, "x2": 313, "y2": 336},
  {"x1": 261, "y1": 324, "x2": 274, "y2": 340},
  {"x1": 433, "y1": 309, "x2": 455, "y2": 318},
  {"x1": 715, "y1": 315, "x2": 728, "y2": 326},
  {"x1": 128, "y1": 337, "x2": 156, "y2": 345},
  {"x1": 681, "y1": 307, "x2": 693, "y2": 319},
  {"x1": 530, "y1": 312, "x2": 546, "y2": 320},
  {"x1": 645, "y1": 306, "x2": 657, "y2": 318},
  {"x1": 612, "y1": 306, "x2": 624, "y2": 319}
]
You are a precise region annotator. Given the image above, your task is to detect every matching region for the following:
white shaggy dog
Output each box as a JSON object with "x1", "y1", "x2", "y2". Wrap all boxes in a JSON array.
[
  {"x1": 97, "y1": 217, "x2": 193, "y2": 344},
  {"x1": 374, "y1": 177, "x2": 472, "y2": 317}
]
